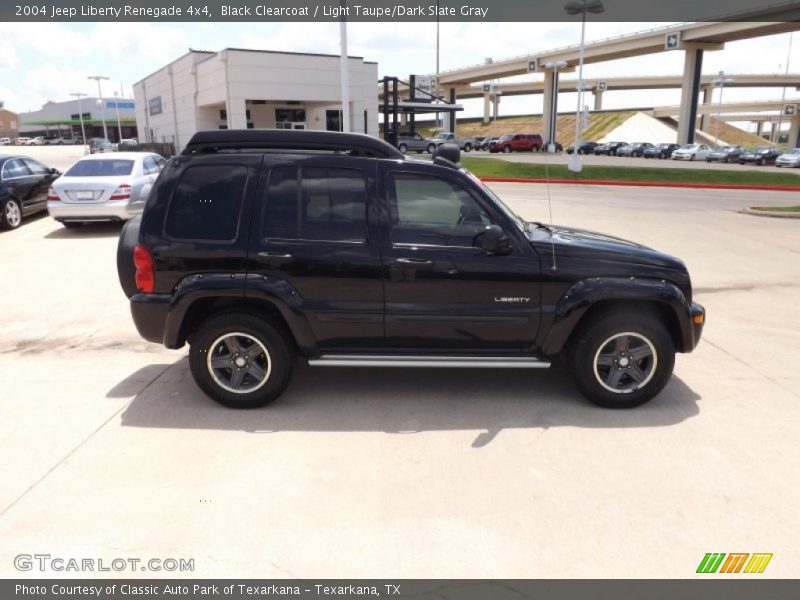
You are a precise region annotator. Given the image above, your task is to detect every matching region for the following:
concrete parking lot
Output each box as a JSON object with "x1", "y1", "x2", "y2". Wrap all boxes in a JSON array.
[
  {"x1": 469, "y1": 149, "x2": 800, "y2": 174},
  {"x1": 0, "y1": 182, "x2": 798, "y2": 578}
]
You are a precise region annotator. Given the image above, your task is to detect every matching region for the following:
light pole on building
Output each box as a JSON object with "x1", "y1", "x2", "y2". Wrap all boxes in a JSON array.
[
  {"x1": 69, "y1": 92, "x2": 88, "y2": 150},
  {"x1": 565, "y1": 0, "x2": 604, "y2": 172},
  {"x1": 113, "y1": 91, "x2": 123, "y2": 142},
  {"x1": 338, "y1": 0, "x2": 351, "y2": 133},
  {"x1": 87, "y1": 75, "x2": 110, "y2": 140},
  {"x1": 544, "y1": 60, "x2": 567, "y2": 152},
  {"x1": 712, "y1": 71, "x2": 733, "y2": 148}
]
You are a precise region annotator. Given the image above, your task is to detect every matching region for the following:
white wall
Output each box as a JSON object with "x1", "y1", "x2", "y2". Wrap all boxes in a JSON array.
[{"x1": 134, "y1": 49, "x2": 379, "y2": 149}]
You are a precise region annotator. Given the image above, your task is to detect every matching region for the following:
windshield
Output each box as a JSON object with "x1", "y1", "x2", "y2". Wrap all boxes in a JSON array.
[
  {"x1": 789, "y1": 149, "x2": 800, "y2": 155},
  {"x1": 498, "y1": 135, "x2": 513, "y2": 142},
  {"x1": 65, "y1": 159, "x2": 134, "y2": 177},
  {"x1": 464, "y1": 170, "x2": 524, "y2": 232}
]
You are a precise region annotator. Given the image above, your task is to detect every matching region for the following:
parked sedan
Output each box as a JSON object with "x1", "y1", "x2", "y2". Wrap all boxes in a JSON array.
[
  {"x1": 88, "y1": 138, "x2": 114, "y2": 154},
  {"x1": 672, "y1": 143, "x2": 712, "y2": 161},
  {"x1": 643, "y1": 143, "x2": 680, "y2": 159},
  {"x1": 0, "y1": 155, "x2": 60, "y2": 230},
  {"x1": 775, "y1": 148, "x2": 800, "y2": 168},
  {"x1": 706, "y1": 145, "x2": 745, "y2": 163},
  {"x1": 23, "y1": 136, "x2": 46, "y2": 146},
  {"x1": 593, "y1": 141, "x2": 627, "y2": 156},
  {"x1": 739, "y1": 146, "x2": 782, "y2": 166},
  {"x1": 566, "y1": 141, "x2": 599, "y2": 155},
  {"x1": 617, "y1": 142, "x2": 653, "y2": 157},
  {"x1": 48, "y1": 152, "x2": 167, "y2": 228}
]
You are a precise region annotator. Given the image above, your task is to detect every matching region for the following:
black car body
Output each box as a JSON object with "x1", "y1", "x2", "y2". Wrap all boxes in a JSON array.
[
  {"x1": 594, "y1": 141, "x2": 627, "y2": 156},
  {"x1": 0, "y1": 155, "x2": 60, "y2": 229},
  {"x1": 566, "y1": 141, "x2": 599, "y2": 155},
  {"x1": 706, "y1": 145, "x2": 745, "y2": 163},
  {"x1": 617, "y1": 143, "x2": 653, "y2": 157},
  {"x1": 118, "y1": 130, "x2": 704, "y2": 410},
  {"x1": 643, "y1": 143, "x2": 680, "y2": 159},
  {"x1": 739, "y1": 146, "x2": 782, "y2": 165}
]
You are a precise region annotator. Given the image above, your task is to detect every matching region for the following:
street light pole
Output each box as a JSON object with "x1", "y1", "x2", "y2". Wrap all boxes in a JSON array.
[
  {"x1": 712, "y1": 71, "x2": 733, "y2": 147},
  {"x1": 565, "y1": 0, "x2": 604, "y2": 172},
  {"x1": 113, "y1": 91, "x2": 123, "y2": 142},
  {"x1": 87, "y1": 75, "x2": 110, "y2": 140},
  {"x1": 339, "y1": 0, "x2": 351, "y2": 133},
  {"x1": 69, "y1": 92, "x2": 88, "y2": 150}
]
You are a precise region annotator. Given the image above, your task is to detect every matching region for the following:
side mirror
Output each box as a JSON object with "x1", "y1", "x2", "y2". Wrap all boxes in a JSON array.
[
  {"x1": 50, "y1": 168, "x2": 60, "y2": 175},
  {"x1": 477, "y1": 224, "x2": 513, "y2": 255}
]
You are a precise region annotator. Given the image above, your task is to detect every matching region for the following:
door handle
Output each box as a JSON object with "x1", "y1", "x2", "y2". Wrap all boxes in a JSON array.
[
  {"x1": 395, "y1": 258, "x2": 432, "y2": 265},
  {"x1": 257, "y1": 251, "x2": 293, "y2": 262}
]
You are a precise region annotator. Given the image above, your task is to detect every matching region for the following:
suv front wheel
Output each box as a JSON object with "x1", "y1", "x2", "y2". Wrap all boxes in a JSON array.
[
  {"x1": 569, "y1": 311, "x2": 675, "y2": 408},
  {"x1": 189, "y1": 312, "x2": 294, "y2": 408}
]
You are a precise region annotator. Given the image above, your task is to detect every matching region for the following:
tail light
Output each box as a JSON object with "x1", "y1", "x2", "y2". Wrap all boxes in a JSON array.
[
  {"x1": 47, "y1": 187, "x2": 59, "y2": 201},
  {"x1": 133, "y1": 245, "x2": 155, "y2": 293},
  {"x1": 110, "y1": 184, "x2": 131, "y2": 201}
]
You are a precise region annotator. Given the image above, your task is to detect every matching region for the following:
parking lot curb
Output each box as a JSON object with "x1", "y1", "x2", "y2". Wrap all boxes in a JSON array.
[
  {"x1": 739, "y1": 207, "x2": 800, "y2": 219},
  {"x1": 480, "y1": 177, "x2": 800, "y2": 193}
]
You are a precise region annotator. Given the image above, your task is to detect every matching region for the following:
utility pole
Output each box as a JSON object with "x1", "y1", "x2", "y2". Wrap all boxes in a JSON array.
[
  {"x1": 87, "y1": 75, "x2": 110, "y2": 140},
  {"x1": 69, "y1": 92, "x2": 88, "y2": 150}
]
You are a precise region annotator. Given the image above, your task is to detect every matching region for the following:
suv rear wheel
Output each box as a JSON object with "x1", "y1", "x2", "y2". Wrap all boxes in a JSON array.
[
  {"x1": 569, "y1": 311, "x2": 675, "y2": 408},
  {"x1": 398, "y1": 143, "x2": 408, "y2": 154},
  {"x1": 189, "y1": 312, "x2": 294, "y2": 408}
]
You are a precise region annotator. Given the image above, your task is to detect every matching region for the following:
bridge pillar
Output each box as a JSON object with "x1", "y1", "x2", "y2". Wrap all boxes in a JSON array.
[
  {"x1": 789, "y1": 115, "x2": 800, "y2": 147},
  {"x1": 493, "y1": 95, "x2": 500, "y2": 121},
  {"x1": 677, "y1": 49, "x2": 704, "y2": 145},
  {"x1": 755, "y1": 121, "x2": 764, "y2": 138},
  {"x1": 542, "y1": 69, "x2": 559, "y2": 149},
  {"x1": 699, "y1": 85, "x2": 713, "y2": 131},
  {"x1": 593, "y1": 89, "x2": 603, "y2": 111},
  {"x1": 483, "y1": 93, "x2": 491, "y2": 124}
]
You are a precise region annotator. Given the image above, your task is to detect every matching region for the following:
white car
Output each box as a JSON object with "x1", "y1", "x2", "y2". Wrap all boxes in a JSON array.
[
  {"x1": 671, "y1": 143, "x2": 712, "y2": 161},
  {"x1": 23, "y1": 136, "x2": 46, "y2": 146},
  {"x1": 0, "y1": 137, "x2": 11, "y2": 146},
  {"x1": 775, "y1": 148, "x2": 800, "y2": 168},
  {"x1": 15, "y1": 137, "x2": 31, "y2": 145},
  {"x1": 47, "y1": 152, "x2": 167, "y2": 228}
]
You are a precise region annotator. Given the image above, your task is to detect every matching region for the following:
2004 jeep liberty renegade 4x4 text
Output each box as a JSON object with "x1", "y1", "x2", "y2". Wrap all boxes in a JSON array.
[{"x1": 117, "y1": 130, "x2": 705, "y2": 409}]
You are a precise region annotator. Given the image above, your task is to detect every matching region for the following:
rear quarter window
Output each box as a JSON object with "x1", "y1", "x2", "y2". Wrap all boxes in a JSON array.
[{"x1": 165, "y1": 164, "x2": 248, "y2": 241}]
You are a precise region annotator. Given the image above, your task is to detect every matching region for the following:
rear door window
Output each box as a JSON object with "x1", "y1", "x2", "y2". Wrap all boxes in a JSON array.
[
  {"x1": 165, "y1": 164, "x2": 248, "y2": 241},
  {"x1": 263, "y1": 166, "x2": 367, "y2": 243}
]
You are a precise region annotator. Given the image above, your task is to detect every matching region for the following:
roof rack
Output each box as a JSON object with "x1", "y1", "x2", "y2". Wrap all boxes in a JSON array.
[{"x1": 182, "y1": 129, "x2": 405, "y2": 159}]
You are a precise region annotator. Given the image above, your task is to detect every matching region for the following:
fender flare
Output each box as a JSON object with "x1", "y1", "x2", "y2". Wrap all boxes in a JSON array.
[
  {"x1": 538, "y1": 277, "x2": 693, "y2": 355},
  {"x1": 162, "y1": 272, "x2": 318, "y2": 354}
]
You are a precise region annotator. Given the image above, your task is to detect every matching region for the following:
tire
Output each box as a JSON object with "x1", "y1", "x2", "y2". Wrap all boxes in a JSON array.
[
  {"x1": 532, "y1": 145, "x2": 540, "y2": 152},
  {"x1": 503, "y1": 146, "x2": 511, "y2": 153},
  {"x1": 0, "y1": 198, "x2": 23, "y2": 230},
  {"x1": 427, "y1": 144, "x2": 436, "y2": 154},
  {"x1": 690, "y1": 154, "x2": 695, "y2": 161},
  {"x1": 189, "y1": 312, "x2": 294, "y2": 409},
  {"x1": 463, "y1": 143, "x2": 472, "y2": 152},
  {"x1": 398, "y1": 144, "x2": 407, "y2": 154},
  {"x1": 62, "y1": 221, "x2": 83, "y2": 229},
  {"x1": 569, "y1": 310, "x2": 675, "y2": 409},
  {"x1": 758, "y1": 159, "x2": 764, "y2": 166}
]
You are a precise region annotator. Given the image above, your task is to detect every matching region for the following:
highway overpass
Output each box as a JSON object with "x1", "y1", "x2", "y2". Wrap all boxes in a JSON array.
[{"x1": 425, "y1": 3, "x2": 800, "y2": 145}]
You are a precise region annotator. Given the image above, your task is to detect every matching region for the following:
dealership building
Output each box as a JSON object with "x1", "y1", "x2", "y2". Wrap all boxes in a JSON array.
[
  {"x1": 132, "y1": 48, "x2": 379, "y2": 150},
  {"x1": 0, "y1": 107, "x2": 19, "y2": 140},
  {"x1": 18, "y1": 98, "x2": 138, "y2": 141}
]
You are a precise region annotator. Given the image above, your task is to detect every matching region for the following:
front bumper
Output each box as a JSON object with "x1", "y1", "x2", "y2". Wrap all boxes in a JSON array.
[
  {"x1": 48, "y1": 200, "x2": 137, "y2": 222},
  {"x1": 687, "y1": 302, "x2": 706, "y2": 352},
  {"x1": 776, "y1": 159, "x2": 800, "y2": 167}
]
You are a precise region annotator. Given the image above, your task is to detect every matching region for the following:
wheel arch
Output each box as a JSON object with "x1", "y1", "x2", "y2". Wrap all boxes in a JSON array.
[{"x1": 539, "y1": 278, "x2": 692, "y2": 356}]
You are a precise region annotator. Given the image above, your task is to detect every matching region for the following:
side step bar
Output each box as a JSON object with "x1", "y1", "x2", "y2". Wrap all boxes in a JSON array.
[{"x1": 308, "y1": 355, "x2": 551, "y2": 368}]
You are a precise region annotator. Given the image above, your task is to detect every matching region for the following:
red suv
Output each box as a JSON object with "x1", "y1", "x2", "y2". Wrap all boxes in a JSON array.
[{"x1": 490, "y1": 133, "x2": 543, "y2": 153}]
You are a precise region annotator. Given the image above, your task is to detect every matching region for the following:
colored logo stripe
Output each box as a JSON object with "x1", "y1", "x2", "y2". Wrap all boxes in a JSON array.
[
  {"x1": 697, "y1": 552, "x2": 772, "y2": 574},
  {"x1": 697, "y1": 553, "x2": 726, "y2": 573},
  {"x1": 744, "y1": 553, "x2": 773, "y2": 573}
]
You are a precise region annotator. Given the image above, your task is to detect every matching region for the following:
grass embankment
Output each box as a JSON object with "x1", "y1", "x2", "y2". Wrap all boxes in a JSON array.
[
  {"x1": 749, "y1": 206, "x2": 800, "y2": 212},
  {"x1": 461, "y1": 157, "x2": 800, "y2": 187}
]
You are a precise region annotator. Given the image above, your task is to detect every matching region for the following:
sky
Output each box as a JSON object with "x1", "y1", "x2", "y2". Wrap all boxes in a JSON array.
[{"x1": 0, "y1": 21, "x2": 798, "y2": 130}]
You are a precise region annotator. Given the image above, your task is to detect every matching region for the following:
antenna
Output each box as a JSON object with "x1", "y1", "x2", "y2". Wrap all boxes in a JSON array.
[{"x1": 543, "y1": 149, "x2": 558, "y2": 272}]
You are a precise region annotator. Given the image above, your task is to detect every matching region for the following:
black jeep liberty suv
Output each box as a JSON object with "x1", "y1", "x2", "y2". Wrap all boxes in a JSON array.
[{"x1": 117, "y1": 130, "x2": 705, "y2": 409}]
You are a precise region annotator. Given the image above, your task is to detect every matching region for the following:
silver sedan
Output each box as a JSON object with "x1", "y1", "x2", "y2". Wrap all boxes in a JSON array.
[{"x1": 48, "y1": 152, "x2": 166, "y2": 228}]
